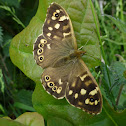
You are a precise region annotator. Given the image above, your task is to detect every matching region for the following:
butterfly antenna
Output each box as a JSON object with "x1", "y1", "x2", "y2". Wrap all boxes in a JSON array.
[
  {"x1": 78, "y1": 30, "x2": 94, "y2": 50},
  {"x1": 84, "y1": 53, "x2": 101, "y2": 62},
  {"x1": 84, "y1": 31, "x2": 94, "y2": 46}
]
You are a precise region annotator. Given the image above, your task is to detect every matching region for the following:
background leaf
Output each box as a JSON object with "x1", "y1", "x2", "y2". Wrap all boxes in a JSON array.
[
  {"x1": 0, "y1": 112, "x2": 44, "y2": 126},
  {"x1": 0, "y1": 118, "x2": 25, "y2": 126},
  {"x1": 15, "y1": 112, "x2": 44, "y2": 126}
]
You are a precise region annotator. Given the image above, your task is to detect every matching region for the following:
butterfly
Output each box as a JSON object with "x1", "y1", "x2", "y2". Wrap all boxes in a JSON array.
[{"x1": 33, "y1": 2, "x2": 102, "y2": 115}]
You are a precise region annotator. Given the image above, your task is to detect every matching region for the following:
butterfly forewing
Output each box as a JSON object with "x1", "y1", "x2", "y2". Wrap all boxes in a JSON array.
[
  {"x1": 43, "y1": 3, "x2": 74, "y2": 41},
  {"x1": 33, "y1": 3, "x2": 76, "y2": 69},
  {"x1": 33, "y1": 34, "x2": 76, "y2": 68},
  {"x1": 33, "y1": 2, "x2": 102, "y2": 115}
]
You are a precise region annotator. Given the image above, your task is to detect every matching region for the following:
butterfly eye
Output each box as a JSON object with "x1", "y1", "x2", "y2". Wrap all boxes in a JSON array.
[
  {"x1": 53, "y1": 12, "x2": 59, "y2": 18},
  {"x1": 37, "y1": 48, "x2": 43, "y2": 55},
  {"x1": 55, "y1": 13, "x2": 59, "y2": 17},
  {"x1": 90, "y1": 98, "x2": 95, "y2": 102},
  {"x1": 38, "y1": 43, "x2": 44, "y2": 48},
  {"x1": 38, "y1": 55, "x2": 44, "y2": 62},
  {"x1": 50, "y1": 83, "x2": 53, "y2": 86},
  {"x1": 45, "y1": 75, "x2": 51, "y2": 81},
  {"x1": 39, "y1": 49, "x2": 42, "y2": 53},
  {"x1": 40, "y1": 39, "x2": 47, "y2": 44},
  {"x1": 52, "y1": 86, "x2": 57, "y2": 92},
  {"x1": 47, "y1": 82, "x2": 54, "y2": 88}
]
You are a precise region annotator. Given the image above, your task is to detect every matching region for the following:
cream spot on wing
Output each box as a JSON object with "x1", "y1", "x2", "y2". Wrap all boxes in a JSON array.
[
  {"x1": 56, "y1": 10, "x2": 60, "y2": 13},
  {"x1": 53, "y1": 35, "x2": 60, "y2": 39},
  {"x1": 47, "y1": 44, "x2": 51, "y2": 49},
  {"x1": 71, "y1": 81, "x2": 76, "y2": 87},
  {"x1": 47, "y1": 20, "x2": 51, "y2": 24},
  {"x1": 57, "y1": 87, "x2": 62, "y2": 94},
  {"x1": 59, "y1": 16, "x2": 68, "y2": 21},
  {"x1": 59, "y1": 78, "x2": 63, "y2": 85},
  {"x1": 80, "y1": 89, "x2": 87, "y2": 95},
  {"x1": 89, "y1": 88, "x2": 98, "y2": 96},
  {"x1": 52, "y1": 16, "x2": 56, "y2": 20},
  {"x1": 74, "y1": 93, "x2": 78, "y2": 99},
  {"x1": 63, "y1": 32, "x2": 71, "y2": 37},
  {"x1": 96, "y1": 87, "x2": 99, "y2": 91},
  {"x1": 80, "y1": 74, "x2": 88, "y2": 81},
  {"x1": 63, "y1": 25, "x2": 69, "y2": 31},
  {"x1": 95, "y1": 100, "x2": 98, "y2": 105},
  {"x1": 48, "y1": 27, "x2": 53, "y2": 31},
  {"x1": 78, "y1": 101, "x2": 83, "y2": 106},
  {"x1": 85, "y1": 98, "x2": 89, "y2": 104},
  {"x1": 54, "y1": 23, "x2": 60, "y2": 29},
  {"x1": 40, "y1": 39, "x2": 47, "y2": 44},
  {"x1": 69, "y1": 90, "x2": 73, "y2": 95},
  {"x1": 85, "y1": 80, "x2": 92, "y2": 86},
  {"x1": 47, "y1": 33, "x2": 51, "y2": 37},
  {"x1": 89, "y1": 102, "x2": 94, "y2": 105}
]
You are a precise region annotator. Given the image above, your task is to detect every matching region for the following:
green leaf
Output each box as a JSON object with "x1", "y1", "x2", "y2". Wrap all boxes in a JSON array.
[
  {"x1": 0, "y1": 69, "x2": 5, "y2": 93},
  {"x1": 105, "y1": 14, "x2": 126, "y2": 33},
  {"x1": 0, "y1": 112, "x2": 44, "y2": 126},
  {"x1": 0, "y1": 0, "x2": 20, "y2": 8},
  {"x1": 15, "y1": 112, "x2": 44, "y2": 126},
  {"x1": 102, "y1": 61, "x2": 126, "y2": 110},
  {"x1": 111, "y1": 61, "x2": 126, "y2": 87},
  {"x1": 14, "y1": 102, "x2": 35, "y2": 112},
  {"x1": 14, "y1": 89, "x2": 35, "y2": 111},
  {"x1": 101, "y1": 62, "x2": 116, "y2": 107},
  {"x1": 0, "y1": 104, "x2": 5, "y2": 115},
  {"x1": 120, "y1": 85, "x2": 126, "y2": 108},
  {"x1": 0, "y1": 5, "x2": 25, "y2": 28},
  {"x1": 0, "y1": 26, "x2": 3, "y2": 46},
  {"x1": 47, "y1": 117, "x2": 73, "y2": 126},
  {"x1": 0, "y1": 118, "x2": 25, "y2": 126},
  {"x1": 15, "y1": 89, "x2": 33, "y2": 107},
  {"x1": 104, "y1": 15, "x2": 126, "y2": 51}
]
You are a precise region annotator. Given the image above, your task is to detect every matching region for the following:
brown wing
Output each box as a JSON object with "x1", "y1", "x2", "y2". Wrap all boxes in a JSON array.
[
  {"x1": 33, "y1": 35, "x2": 76, "y2": 68},
  {"x1": 41, "y1": 61, "x2": 74, "y2": 99},
  {"x1": 33, "y1": 3, "x2": 77, "y2": 68},
  {"x1": 66, "y1": 59, "x2": 102, "y2": 114},
  {"x1": 43, "y1": 2, "x2": 75, "y2": 41}
]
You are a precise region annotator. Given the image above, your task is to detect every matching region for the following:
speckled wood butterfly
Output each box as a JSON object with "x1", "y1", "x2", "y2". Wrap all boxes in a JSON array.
[{"x1": 33, "y1": 2, "x2": 102, "y2": 114}]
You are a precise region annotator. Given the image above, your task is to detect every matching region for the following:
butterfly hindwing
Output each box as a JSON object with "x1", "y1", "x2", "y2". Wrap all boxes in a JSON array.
[
  {"x1": 42, "y1": 61, "x2": 74, "y2": 99},
  {"x1": 66, "y1": 59, "x2": 102, "y2": 114},
  {"x1": 33, "y1": 34, "x2": 76, "y2": 68}
]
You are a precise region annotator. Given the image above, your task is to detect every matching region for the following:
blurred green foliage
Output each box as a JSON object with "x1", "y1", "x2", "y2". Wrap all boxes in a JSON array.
[{"x1": 0, "y1": 0, "x2": 38, "y2": 119}]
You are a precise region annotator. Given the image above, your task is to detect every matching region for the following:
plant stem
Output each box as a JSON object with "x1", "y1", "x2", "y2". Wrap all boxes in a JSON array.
[
  {"x1": 90, "y1": 0, "x2": 112, "y2": 87},
  {"x1": 116, "y1": 84, "x2": 124, "y2": 106}
]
